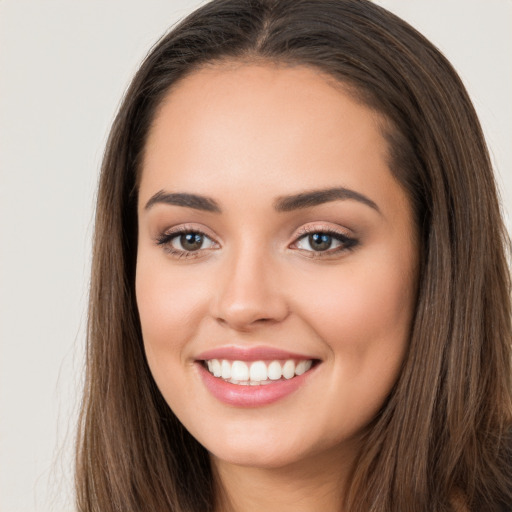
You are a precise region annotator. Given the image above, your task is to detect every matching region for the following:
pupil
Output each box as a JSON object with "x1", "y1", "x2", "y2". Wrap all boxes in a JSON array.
[
  {"x1": 309, "y1": 233, "x2": 332, "y2": 251},
  {"x1": 181, "y1": 233, "x2": 203, "y2": 251}
]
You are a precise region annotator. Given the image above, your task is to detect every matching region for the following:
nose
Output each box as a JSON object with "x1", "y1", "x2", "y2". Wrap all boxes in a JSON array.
[{"x1": 211, "y1": 244, "x2": 289, "y2": 331}]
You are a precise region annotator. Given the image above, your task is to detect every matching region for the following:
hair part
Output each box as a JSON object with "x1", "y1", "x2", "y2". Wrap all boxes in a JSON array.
[{"x1": 76, "y1": 1, "x2": 512, "y2": 511}]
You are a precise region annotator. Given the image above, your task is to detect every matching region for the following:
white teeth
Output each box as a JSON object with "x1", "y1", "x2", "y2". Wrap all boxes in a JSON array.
[
  {"x1": 204, "y1": 358, "x2": 315, "y2": 385},
  {"x1": 282, "y1": 360, "x2": 295, "y2": 379},
  {"x1": 249, "y1": 361, "x2": 267, "y2": 381},
  {"x1": 295, "y1": 360, "x2": 312, "y2": 375},
  {"x1": 211, "y1": 359, "x2": 221, "y2": 377},
  {"x1": 231, "y1": 361, "x2": 249, "y2": 381},
  {"x1": 221, "y1": 360, "x2": 231, "y2": 379},
  {"x1": 267, "y1": 361, "x2": 282, "y2": 380}
]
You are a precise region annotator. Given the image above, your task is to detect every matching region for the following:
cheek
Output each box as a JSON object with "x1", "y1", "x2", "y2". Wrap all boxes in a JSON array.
[
  {"x1": 296, "y1": 255, "x2": 415, "y2": 348},
  {"x1": 292, "y1": 247, "x2": 416, "y2": 395},
  {"x1": 135, "y1": 257, "x2": 215, "y2": 419},
  {"x1": 288, "y1": 256, "x2": 415, "y2": 436},
  {"x1": 135, "y1": 256, "x2": 211, "y2": 364}
]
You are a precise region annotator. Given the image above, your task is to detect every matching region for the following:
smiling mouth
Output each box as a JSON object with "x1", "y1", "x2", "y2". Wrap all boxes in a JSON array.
[{"x1": 201, "y1": 358, "x2": 319, "y2": 385}]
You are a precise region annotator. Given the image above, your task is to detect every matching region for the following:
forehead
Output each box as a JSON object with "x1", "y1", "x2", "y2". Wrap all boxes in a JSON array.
[
  {"x1": 144, "y1": 62, "x2": 384, "y2": 159},
  {"x1": 139, "y1": 62, "x2": 402, "y2": 216}
]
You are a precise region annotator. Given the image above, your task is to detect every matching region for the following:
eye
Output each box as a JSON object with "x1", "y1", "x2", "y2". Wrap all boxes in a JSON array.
[
  {"x1": 156, "y1": 228, "x2": 218, "y2": 257},
  {"x1": 293, "y1": 228, "x2": 358, "y2": 256},
  {"x1": 296, "y1": 232, "x2": 339, "y2": 252},
  {"x1": 172, "y1": 232, "x2": 215, "y2": 252}
]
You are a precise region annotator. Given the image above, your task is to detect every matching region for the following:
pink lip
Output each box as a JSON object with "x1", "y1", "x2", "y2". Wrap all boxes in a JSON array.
[
  {"x1": 196, "y1": 361, "x2": 319, "y2": 407},
  {"x1": 195, "y1": 345, "x2": 315, "y2": 362}
]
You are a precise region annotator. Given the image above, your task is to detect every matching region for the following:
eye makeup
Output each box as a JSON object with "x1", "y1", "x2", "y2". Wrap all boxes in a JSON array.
[
  {"x1": 154, "y1": 222, "x2": 359, "y2": 260},
  {"x1": 291, "y1": 224, "x2": 359, "y2": 258},
  {"x1": 155, "y1": 225, "x2": 219, "y2": 259}
]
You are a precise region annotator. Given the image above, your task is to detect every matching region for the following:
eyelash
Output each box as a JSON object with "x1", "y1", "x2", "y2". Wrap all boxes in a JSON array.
[
  {"x1": 155, "y1": 225, "x2": 359, "y2": 260},
  {"x1": 292, "y1": 226, "x2": 359, "y2": 258},
  {"x1": 155, "y1": 225, "x2": 216, "y2": 260}
]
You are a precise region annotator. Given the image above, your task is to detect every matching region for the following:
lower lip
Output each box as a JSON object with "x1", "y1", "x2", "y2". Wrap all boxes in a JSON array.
[{"x1": 196, "y1": 362, "x2": 319, "y2": 407}]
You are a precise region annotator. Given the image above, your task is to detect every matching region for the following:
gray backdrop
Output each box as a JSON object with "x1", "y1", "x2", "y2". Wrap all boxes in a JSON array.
[{"x1": 0, "y1": 1, "x2": 510, "y2": 510}]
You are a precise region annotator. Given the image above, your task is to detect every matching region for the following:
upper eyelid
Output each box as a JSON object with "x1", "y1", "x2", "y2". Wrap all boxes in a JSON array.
[
  {"x1": 157, "y1": 222, "x2": 352, "y2": 240},
  {"x1": 291, "y1": 228, "x2": 355, "y2": 249},
  {"x1": 292, "y1": 222, "x2": 354, "y2": 239},
  {"x1": 157, "y1": 224, "x2": 220, "y2": 242}
]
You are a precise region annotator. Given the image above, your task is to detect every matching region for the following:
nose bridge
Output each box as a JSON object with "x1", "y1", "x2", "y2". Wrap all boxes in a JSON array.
[{"x1": 212, "y1": 238, "x2": 288, "y2": 329}]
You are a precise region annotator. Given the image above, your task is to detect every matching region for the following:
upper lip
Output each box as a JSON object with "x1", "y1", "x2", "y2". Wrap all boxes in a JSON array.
[{"x1": 195, "y1": 345, "x2": 318, "y2": 362}]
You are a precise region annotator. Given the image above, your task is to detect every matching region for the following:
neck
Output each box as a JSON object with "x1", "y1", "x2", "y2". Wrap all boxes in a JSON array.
[{"x1": 211, "y1": 443, "x2": 359, "y2": 512}]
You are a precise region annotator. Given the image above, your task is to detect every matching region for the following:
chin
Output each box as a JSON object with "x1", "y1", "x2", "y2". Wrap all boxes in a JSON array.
[
  {"x1": 212, "y1": 445, "x2": 305, "y2": 470},
  {"x1": 199, "y1": 427, "x2": 303, "y2": 469}
]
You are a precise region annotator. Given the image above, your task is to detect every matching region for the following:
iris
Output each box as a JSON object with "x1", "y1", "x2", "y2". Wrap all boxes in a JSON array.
[{"x1": 309, "y1": 233, "x2": 333, "y2": 251}]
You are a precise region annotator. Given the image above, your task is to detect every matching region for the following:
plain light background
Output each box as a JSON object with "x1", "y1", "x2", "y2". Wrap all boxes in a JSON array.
[{"x1": 0, "y1": 1, "x2": 510, "y2": 511}]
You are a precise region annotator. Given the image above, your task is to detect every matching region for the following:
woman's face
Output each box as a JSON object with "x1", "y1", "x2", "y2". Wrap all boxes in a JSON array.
[{"x1": 136, "y1": 63, "x2": 419, "y2": 470}]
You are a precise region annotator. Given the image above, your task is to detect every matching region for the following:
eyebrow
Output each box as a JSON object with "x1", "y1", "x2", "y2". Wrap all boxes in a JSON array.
[
  {"x1": 273, "y1": 187, "x2": 380, "y2": 214},
  {"x1": 144, "y1": 187, "x2": 380, "y2": 214},
  {"x1": 145, "y1": 190, "x2": 221, "y2": 212}
]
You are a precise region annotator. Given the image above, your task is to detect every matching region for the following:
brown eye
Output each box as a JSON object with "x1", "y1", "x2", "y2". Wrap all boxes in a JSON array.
[
  {"x1": 156, "y1": 229, "x2": 218, "y2": 256},
  {"x1": 294, "y1": 229, "x2": 358, "y2": 255},
  {"x1": 308, "y1": 233, "x2": 333, "y2": 251},
  {"x1": 296, "y1": 232, "x2": 340, "y2": 252},
  {"x1": 178, "y1": 233, "x2": 204, "y2": 251},
  {"x1": 163, "y1": 230, "x2": 217, "y2": 253}
]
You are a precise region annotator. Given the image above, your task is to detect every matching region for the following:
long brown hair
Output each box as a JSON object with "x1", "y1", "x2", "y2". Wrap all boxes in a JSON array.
[{"x1": 76, "y1": 1, "x2": 512, "y2": 510}]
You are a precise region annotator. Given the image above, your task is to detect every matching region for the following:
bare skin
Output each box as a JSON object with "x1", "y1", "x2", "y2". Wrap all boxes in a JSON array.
[
  {"x1": 211, "y1": 442, "x2": 357, "y2": 512},
  {"x1": 136, "y1": 62, "x2": 419, "y2": 511}
]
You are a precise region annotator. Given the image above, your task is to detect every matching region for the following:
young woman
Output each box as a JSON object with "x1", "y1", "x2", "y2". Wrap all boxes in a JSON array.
[{"x1": 76, "y1": 1, "x2": 512, "y2": 510}]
